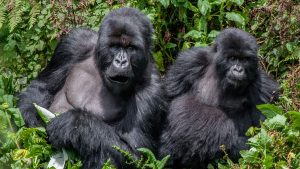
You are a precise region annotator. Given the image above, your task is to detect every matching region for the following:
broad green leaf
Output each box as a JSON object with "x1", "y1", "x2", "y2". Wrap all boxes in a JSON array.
[
  {"x1": 34, "y1": 103, "x2": 55, "y2": 124},
  {"x1": 264, "y1": 114, "x2": 287, "y2": 130},
  {"x1": 225, "y1": 12, "x2": 245, "y2": 26},
  {"x1": 257, "y1": 104, "x2": 283, "y2": 118},
  {"x1": 229, "y1": 0, "x2": 244, "y2": 6},
  {"x1": 197, "y1": 17, "x2": 207, "y2": 33},
  {"x1": 8, "y1": 108, "x2": 25, "y2": 127},
  {"x1": 197, "y1": 0, "x2": 211, "y2": 16},
  {"x1": 240, "y1": 148, "x2": 259, "y2": 163},
  {"x1": 184, "y1": 30, "x2": 202, "y2": 39},
  {"x1": 159, "y1": 0, "x2": 170, "y2": 8},
  {"x1": 208, "y1": 30, "x2": 220, "y2": 39}
]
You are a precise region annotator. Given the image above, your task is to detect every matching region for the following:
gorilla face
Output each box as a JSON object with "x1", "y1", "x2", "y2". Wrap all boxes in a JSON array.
[
  {"x1": 95, "y1": 9, "x2": 152, "y2": 95},
  {"x1": 214, "y1": 28, "x2": 259, "y2": 91}
]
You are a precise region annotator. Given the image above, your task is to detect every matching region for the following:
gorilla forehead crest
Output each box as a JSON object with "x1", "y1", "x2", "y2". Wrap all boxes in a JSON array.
[
  {"x1": 99, "y1": 7, "x2": 153, "y2": 50},
  {"x1": 215, "y1": 28, "x2": 258, "y2": 54}
]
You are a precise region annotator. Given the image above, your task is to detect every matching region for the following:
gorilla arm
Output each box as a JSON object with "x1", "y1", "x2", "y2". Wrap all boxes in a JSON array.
[
  {"x1": 164, "y1": 47, "x2": 210, "y2": 99},
  {"x1": 252, "y1": 70, "x2": 279, "y2": 104},
  {"x1": 18, "y1": 29, "x2": 98, "y2": 127}
]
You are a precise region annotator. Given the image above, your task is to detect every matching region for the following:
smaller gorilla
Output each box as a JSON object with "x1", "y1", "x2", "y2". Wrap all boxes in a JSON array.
[
  {"x1": 160, "y1": 28, "x2": 279, "y2": 168},
  {"x1": 18, "y1": 8, "x2": 165, "y2": 169}
]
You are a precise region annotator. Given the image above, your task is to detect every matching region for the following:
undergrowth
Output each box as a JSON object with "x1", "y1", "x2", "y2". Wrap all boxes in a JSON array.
[{"x1": 0, "y1": 0, "x2": 299, "y2": 168}]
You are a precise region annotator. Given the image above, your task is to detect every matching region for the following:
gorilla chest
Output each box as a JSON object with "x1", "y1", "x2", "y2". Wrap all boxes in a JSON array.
[{"x1": 49, "y1": 57, "x2": 123, "y2": 121}]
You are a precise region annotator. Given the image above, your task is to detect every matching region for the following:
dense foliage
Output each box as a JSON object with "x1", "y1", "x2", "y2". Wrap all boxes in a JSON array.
[{"x1": 0, "y1": 0, "x2": 299, "y2": 168}]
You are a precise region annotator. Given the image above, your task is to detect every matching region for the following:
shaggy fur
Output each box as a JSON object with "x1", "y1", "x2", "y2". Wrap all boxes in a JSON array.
[
  {"x1": 160, "y1": 28, "x2": 279, "y2": 168},
  {"x1": 18, "y1": 7, "x2": 165, "y2": 169}
]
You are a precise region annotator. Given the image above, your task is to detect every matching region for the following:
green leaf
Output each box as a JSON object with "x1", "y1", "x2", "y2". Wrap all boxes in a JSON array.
[
  {"x1": 165, "y1": 43, "x2": 177, "y2": 49},
  {"x1": 8, "y1": 108, "x2": 25, "y2": 127},
  {"x1": 0, "y1": 6, "x2": 6, "y2": 29},
  {"x1": 184, "y1": 30, "x2": 202, "y2": 39},
  {"x1": 264, "y1": 114, "x2": 287, "y2": 130},
  {"x1": 12, "y1": 149, "x2": 28, "y2": 160},
  {"x1": 197, "y1": 0, "x2": 211, "y2": 16},
  {"x1": 257, "y1": 104, "x2": 283, "y2": 118},
  {"x1": 208, "y1": 30, "x2": 220, "y2": 39},
  {"x1": 240, "y1": 148, "x2": 259, "y2": 163},
  {"x1": 259, "y1": 128, "x2": 272, "y2": 146},
  {"x1": 153, "y1": 51, "x2": 165, "y2": 72},
  {"x1": 137, "y1": 147, "x2": 156, "y2": 162},
  {"x1": 157, "y1": 155, "x2": 170, "y2": 169},
  {"x1": 286, "y1": 42, "x2": 294, "y2": 52},
  {"x1": 159, "y1": 0, "x2": 170, "y2": 8},
  {"x1": 225, "y1": 12, "x2": 245, "y2": 26},
  {"x1": 229, "y1": 0, "x2": 244, "y2": 6},
  {"x1": 288, "y1": 111, "x2": 300, "y2": 129},
  {"x1": 184, "y1": 2, "x2": 198, "y2": 12},
  {"x1": 262, "y1": 155, "x2": 273, "y2": 169},
  {"x1": 34, "y1": 103, "x2": 55, "y2": 124}
]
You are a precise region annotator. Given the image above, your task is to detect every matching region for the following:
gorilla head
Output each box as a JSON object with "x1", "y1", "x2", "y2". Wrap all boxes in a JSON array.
[
  {"x1": 95, "y1": 8, "x2": 153, "y2": 95},
  {"x1": 214, "y1": 28, "x2": 259, "y2": 91}
]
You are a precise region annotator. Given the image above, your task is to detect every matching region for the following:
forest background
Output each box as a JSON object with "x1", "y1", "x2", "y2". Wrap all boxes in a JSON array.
[{"x1": 0, "y1": 0, "x2": 299, "y2": 168}]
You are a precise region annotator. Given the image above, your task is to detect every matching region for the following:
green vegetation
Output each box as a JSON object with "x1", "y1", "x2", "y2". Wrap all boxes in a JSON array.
[{"x1": 0, "y1": 0, "x2": 299, "y2": 168}]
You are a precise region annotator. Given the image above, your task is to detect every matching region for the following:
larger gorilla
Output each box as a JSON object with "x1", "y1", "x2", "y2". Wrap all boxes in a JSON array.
[
  {"x1": 160, "y1": 28, "x2": 279, "y2": 168},
  {"x1": 18, "y1": 7, "x2": 165, "y2": 168}
]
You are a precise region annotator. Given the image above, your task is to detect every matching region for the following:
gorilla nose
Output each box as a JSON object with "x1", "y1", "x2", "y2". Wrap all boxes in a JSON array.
[
  {"x1": 113, "y1": 58, "x2": 129, "y2": 69},
  {"x1": 233, "y1": 65, "x2": 244, "y2": 73}
]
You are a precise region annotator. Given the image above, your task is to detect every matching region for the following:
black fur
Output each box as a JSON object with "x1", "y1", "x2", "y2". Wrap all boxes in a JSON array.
[
  {"x1": 159, "y1": 28, "x2": 279, "y2": 168},
  {"x1": 18, "y1": 7, "x2": 165, "y2": 169}
]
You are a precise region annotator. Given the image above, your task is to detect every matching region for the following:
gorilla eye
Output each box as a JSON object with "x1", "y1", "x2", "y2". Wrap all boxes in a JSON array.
[
  {"x1": 228, "y1": 56, "x2": 235, "y2": 61},
  {"x1": 127, "y1": 46, "x2": 136, "y2": 52},
  {"x1": 110, "y1": 45, "x2": 119, "y2": 50}
]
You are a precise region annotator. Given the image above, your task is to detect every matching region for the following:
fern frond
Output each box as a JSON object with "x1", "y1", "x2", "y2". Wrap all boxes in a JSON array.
[
  {"x1": 8, "y1": 0, "x2": 24, "y2": 32},
  {"x1": 0, "y1": 6, "x2": 6, "y2": 29},
  {"x1": 28, "y1": 3, "x2": 40, "y2": 29}
]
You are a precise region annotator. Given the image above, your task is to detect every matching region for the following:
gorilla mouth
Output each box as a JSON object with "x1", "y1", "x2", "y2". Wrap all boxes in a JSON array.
[{"x1": 108, "y1": 75, "x2": 129, "y2": 84}]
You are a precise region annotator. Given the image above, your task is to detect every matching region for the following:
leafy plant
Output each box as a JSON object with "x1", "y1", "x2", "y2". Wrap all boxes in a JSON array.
[{"x1": 219, "y1": 104, "x2": 300, "y2": 169}]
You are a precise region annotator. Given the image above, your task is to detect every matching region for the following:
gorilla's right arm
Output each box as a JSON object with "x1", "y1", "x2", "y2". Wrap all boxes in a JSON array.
[
  {"x1": 164, "y1": 47, "x2": 209, "y2": 99},
  {"x1": 18, "y1": 29, "x2": 97, "y2": 127}
]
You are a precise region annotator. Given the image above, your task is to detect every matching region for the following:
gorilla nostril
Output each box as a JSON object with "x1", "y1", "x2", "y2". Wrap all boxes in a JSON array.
[
  {"x1": 115, "y1": 59, "x2": 121, "y2": 64},
  {"x1": 121, "y1": 60, "x2": 127, "y2": 65}
]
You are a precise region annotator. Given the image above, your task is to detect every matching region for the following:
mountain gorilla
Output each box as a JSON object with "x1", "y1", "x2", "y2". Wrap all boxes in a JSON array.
[
  {"x1": 18, "y1": 7, "x2": 165, "y2": 168},
  {"x1": 160, "y1": 28, "x2": 279, "y2": 168}
]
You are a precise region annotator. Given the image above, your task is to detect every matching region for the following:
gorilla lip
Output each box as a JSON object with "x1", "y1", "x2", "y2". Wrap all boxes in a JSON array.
[{"x1": 108, "y1": 75, "x2": 129, "y2": 84}]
